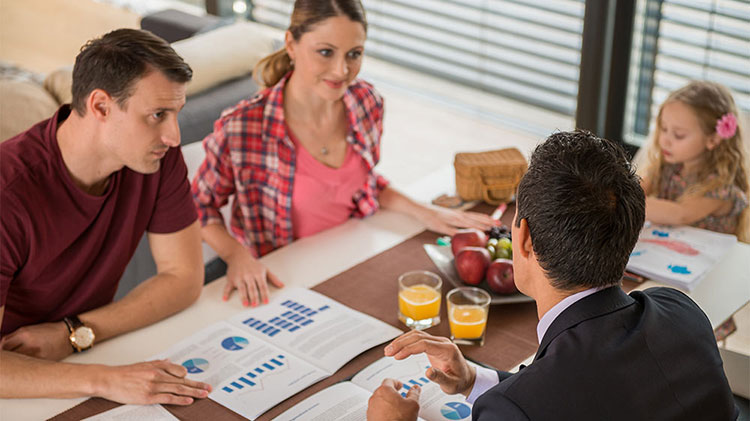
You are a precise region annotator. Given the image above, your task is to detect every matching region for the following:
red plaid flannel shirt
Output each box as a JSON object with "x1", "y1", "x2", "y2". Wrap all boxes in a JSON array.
[{"x1": 191, "y1": 74, "x2": 389, "y2": 257}]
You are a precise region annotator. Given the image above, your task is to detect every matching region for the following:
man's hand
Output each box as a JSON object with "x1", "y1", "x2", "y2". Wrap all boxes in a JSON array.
[
  {"x1": 95, "y1": 359, "x2": 212, "y2": 405},
  {"x1": 385, "y1": 330, "x2": 476, "y2": 396},
  {"x1": 224, "y1": 246, "x2": 284, "y2": 307},
  {"x1": 367, "y1": 378, "x2": 421, "y2": 421},
  {"x1": 0, "y1": 321, "x2": 72, "y2": 361}
]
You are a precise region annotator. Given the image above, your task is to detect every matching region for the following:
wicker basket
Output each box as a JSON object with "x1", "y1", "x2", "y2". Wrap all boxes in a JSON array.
[{"x1": 454, "y1": 148, "x2": 527, "y2": 204}]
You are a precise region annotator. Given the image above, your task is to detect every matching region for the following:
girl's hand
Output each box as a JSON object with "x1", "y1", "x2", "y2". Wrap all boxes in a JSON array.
[
  {"x1": 422, "y1": 206, "x2": 497, "y2": 236},
  {"x1": 223, "y1": 248, "x2": 284, "y2": 307}
]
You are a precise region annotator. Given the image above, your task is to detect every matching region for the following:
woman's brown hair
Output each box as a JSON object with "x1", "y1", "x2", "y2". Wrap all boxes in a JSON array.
[{"x1": 254, "y1": 0, "x2": 367, "y2": 88}]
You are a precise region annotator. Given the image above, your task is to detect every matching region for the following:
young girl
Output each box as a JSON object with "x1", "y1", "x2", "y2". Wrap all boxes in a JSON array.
[{"x1": 640, "y1": 81, "x2": 749, "y2": 241}]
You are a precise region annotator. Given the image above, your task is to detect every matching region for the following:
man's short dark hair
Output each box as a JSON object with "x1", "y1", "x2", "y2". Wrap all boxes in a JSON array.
[
  {"x1": 516, "y1": 130, "x2": 645, "y2": 291},
  {"x1": 71, "y1": 28, "x2": 192, "y2": 115}
]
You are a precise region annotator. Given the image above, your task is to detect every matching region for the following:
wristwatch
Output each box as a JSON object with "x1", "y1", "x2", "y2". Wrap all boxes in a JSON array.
[{"x1": 63, "y1": 316, "x2": 95, "y2": 352}]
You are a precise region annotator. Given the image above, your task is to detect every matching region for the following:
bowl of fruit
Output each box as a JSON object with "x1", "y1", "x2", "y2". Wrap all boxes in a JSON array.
[{"x1": 423, "y1": 227, "x2": 533, "y2": 305}]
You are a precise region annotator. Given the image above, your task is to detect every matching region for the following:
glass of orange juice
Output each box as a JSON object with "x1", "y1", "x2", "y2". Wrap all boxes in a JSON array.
[
  {"x1": 398, "y1": 271, "x2": 442, "y2": 330},
  {"x1": 447, "y1": 287, "x2": 491, "y2": 346}
]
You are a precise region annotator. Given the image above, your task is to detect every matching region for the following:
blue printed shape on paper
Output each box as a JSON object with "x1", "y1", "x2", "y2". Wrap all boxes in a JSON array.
[
  {"x1": 652, "y1": 230, "x2": 669, "y2": 237},
  {"x1": 668, "y1": 264, "x2": 691, "y2": 275}
]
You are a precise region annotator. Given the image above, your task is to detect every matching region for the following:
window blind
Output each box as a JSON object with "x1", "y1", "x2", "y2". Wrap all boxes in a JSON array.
[
  {"x1": 251, "y1": 0, "x2": 585, "y2": 116},
  {"x1": 635, "y1": 0, "x2": 750, "y2": 136}
]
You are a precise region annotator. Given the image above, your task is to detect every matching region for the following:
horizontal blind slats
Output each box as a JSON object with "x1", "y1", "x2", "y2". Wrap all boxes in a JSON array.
[{"x1": 253, "y1": 0, "x2": 584, "y2": 116}]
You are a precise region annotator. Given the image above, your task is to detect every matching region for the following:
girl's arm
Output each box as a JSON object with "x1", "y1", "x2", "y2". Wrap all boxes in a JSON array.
[{"x1": 645, "y1": 195, "x2": 732, "y2": 225}]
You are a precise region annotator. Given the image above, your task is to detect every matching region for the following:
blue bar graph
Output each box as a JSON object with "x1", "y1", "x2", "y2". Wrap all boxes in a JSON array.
[
  {"x1": 255, "y1": 368, "x2": 264, "y2": 374},
  {"x1": 289, "y1": 326, "x2": 300, "y2": 332},
  {"x1": 247, "y1": 372, "x2": 256, "y2": 378},
  {"x1": 319, "y1": 305, "x2": 330, "y2": 311},
  {"x1": 271, "y1": 358, "x2": 283, "y2": 366},
  {"x1": 239, "y1": 377, "x2": 255, "y2": 386},
  {"x1": 263, "y1": 363, "x2": 274, "y2": 370},
  {"x1": 301, "y1": 319, "x2": 313, "y2": 326},
  {"x1": 231, "y1": 381, "x2": 244, "y2": 389},
  {"x1": 223, "y1": 386, "x2": 233, "y2": 393}
]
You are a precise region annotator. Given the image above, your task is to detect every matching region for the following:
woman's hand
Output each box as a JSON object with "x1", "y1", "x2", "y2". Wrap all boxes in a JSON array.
[
  {"x1": 223, "y1": 247, "x2": 284, "y2": 307},
  {"x1": 421, "y1": 206, "x2": 497, "y2": 236}
]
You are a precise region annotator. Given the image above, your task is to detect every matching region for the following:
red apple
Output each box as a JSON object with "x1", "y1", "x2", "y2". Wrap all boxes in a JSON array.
[
  {"x1": 451, "y1": 229, "x2": 488, "y2": 257},
  {"x1": 486, "y1": 258, "x2": 517, "y2": 295},
  {"x1": 455, "y1": 247, "x2": 491, "y2": 285}
]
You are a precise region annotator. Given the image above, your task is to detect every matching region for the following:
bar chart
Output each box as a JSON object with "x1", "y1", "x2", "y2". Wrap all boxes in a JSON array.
[
  {"x1": 221, "y1": 354, "x2": 287, "y2": 394},
  {"x1": 398, "y1": 375, "x2": 432, "y2": 397},
  {"x1": 241, "y1": 299, "x2": 331, "y2": 338}
]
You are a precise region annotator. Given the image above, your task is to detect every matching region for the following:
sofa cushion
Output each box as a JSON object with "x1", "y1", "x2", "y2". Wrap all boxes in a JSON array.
[
  {"x1": 172, "y1": 21, "x2": 277, "y2": 97},
  {"x1": 0, "y1": 79, "x2": 59, "y2": 142},
  {"x1": 179, "y1": 74, "x2": 259, "y2": 144},
  {"x1": 43, "y1": 66, "x2": 73, "y2": 105}
]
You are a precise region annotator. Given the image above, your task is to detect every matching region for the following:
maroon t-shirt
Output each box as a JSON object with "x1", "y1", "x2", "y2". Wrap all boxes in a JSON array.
[{"x1": 0, "y1": 106, "x2": 197, "y2": 335}]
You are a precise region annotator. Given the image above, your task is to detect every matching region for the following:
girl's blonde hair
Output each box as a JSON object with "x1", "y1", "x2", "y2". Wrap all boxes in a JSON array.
[
  {"x1": 641, "y1": 81, "x2": 750, "y2": 241},
  {"x1": 253, "y1": 0, "x2": 367, "y2": 88}
]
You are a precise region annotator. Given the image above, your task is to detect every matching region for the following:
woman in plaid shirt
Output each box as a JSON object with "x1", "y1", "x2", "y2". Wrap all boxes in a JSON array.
[{"x1": 191, "y1": 0, "x2": 495, "y2": 307}]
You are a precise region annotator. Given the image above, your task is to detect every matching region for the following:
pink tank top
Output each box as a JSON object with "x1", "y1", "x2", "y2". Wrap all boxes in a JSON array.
[{"x1": 289, "y1": 129, "x2": 369, "y2": 238}]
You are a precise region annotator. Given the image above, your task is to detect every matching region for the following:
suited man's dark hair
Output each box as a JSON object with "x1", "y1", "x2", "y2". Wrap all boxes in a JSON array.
[{"x1": 515, "y1": 130, "x2": 645, "y2": 291}]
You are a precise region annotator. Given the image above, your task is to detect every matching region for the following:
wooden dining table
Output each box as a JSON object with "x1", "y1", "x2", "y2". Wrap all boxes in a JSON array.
[{"x1": 2, "y1": 203, "x2": 747, "y2": 420}]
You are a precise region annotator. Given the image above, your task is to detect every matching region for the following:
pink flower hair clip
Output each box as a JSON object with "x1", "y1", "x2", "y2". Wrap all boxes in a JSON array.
[{"x1": 715, "y1": 112, "x2": 737, "y2": 139}]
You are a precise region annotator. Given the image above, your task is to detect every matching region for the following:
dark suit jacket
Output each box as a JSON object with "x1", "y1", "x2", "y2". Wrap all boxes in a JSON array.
[{"x1": 473, "y1": 286, "x2": 738, "y2": 420}]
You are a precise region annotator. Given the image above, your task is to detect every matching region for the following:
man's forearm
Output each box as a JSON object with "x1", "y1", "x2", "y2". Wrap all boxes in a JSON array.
[
  {"x1": 79, "y1": 271, "x2": 202, "y2": 344},
  {"x1": 78, "y1": 221, "x2": 204, "y2": 344},
  {"x1": 0, "y1": 350, "x2": 102, "y2": 398}
]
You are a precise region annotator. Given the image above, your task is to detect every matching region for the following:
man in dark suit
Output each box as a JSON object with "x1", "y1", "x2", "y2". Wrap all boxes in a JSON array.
[{"x1": 367, "y1": 130, "x2": 738, "y2": 420}]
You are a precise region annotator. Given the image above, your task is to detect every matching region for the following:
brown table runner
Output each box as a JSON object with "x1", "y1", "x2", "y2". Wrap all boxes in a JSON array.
[{"x1": 50, "y1": 207, "x2": 637, "y2": 420}]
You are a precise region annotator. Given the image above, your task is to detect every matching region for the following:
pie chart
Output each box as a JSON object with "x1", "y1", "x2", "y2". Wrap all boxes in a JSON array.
[
  {"x1": 440, "y1": 402, "x2": 471, "y2": 420},
  {"x1": 221, "y1": 336, "x2": 249, "y2": 351},
  {"x1": 182, "y1": 358, "x2": 209, "y2": 374}
]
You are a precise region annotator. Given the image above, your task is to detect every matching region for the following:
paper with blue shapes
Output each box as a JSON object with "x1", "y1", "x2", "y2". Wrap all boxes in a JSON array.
[
  {"x1": 627, "y1": 223, "x2": 737, "y2": 291},
  {"x1": 153, "y1": 288, "x2": 401, "y2": 420},
  {"x1": 276, "y1": 353, "x2": 474, "y2": 421}
]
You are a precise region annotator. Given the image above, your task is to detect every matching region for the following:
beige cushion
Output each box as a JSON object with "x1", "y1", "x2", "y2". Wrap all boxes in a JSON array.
[
  {"x1": 43, "y1": 66, "x2": 73, "y2": 104},
  {"x1": 0, "y1": 79, "x2": 59, "y2": 142},
  {"x1": 172, "y1": 21, "x2": 277, "y2": 97}
]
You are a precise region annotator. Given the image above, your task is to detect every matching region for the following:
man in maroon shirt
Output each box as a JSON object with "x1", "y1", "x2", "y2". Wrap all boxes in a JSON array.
[{"x1": 0, "y1": 29, "x2": 211, "y2": 404}]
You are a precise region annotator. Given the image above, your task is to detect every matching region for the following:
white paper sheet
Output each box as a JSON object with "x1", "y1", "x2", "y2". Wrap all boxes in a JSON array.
[{"x1": 81, "y1": 404, "x2": 178, "y2": 421}]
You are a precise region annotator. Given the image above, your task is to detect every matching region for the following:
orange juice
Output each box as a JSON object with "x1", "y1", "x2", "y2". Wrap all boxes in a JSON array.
[
  {"x1": 449, "y1": 305, "x2": 487, "y2": 339},
  {"x1": 398, "y1": 284, "x2": 441, "y2": 321}
]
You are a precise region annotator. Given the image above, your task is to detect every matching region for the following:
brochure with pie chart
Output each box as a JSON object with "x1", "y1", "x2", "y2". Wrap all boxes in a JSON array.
[
  {"x1": 153, "y1": 288, "x2": 402, "y2": 420},
  {"x1": 276, "y1": 353, "x2": 475, "y2": 421}
]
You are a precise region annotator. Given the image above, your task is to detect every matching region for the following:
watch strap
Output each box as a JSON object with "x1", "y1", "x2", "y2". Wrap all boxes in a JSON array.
[{"x1": 63, "y1": 316, "x2": 84, "y2": 332}]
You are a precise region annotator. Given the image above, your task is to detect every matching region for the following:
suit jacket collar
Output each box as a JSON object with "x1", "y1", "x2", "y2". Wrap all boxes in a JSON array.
[{"x1": 534, "y1": 286, "x2": 635, "y2": 362}]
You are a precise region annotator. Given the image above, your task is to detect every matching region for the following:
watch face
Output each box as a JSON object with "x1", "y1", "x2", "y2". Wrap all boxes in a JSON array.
[{"x1": 72, "y1": 327, "x2": 95, "y2": 348}]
